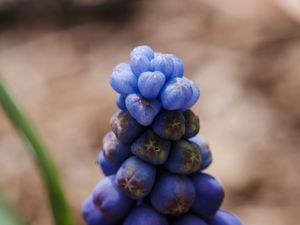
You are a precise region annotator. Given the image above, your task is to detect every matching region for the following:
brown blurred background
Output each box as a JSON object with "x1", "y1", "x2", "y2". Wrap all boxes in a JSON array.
[{"x1": 0, "y1": 0, "x2": 300, "y2": 224}]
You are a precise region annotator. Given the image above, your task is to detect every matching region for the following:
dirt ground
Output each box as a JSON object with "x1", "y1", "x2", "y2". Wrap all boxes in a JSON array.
[{"x1": 0, "y1": 0, "x2": 300, "y2": 224}]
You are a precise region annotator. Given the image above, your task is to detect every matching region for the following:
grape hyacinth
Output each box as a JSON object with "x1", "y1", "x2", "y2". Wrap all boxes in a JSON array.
[{"x1": 82, "y1": 45, "x2": 243, "y2": 225}]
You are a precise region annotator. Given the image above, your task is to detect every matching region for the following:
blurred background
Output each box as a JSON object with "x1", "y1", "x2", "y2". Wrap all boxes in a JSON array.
[{"x1": 0, "y1": 0, "x2": 300, "y2": 224}]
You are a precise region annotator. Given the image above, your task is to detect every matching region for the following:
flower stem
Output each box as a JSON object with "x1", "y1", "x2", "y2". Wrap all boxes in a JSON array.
[{"x1": 0, "y1": 76, "x2": 76, "y2": 225}]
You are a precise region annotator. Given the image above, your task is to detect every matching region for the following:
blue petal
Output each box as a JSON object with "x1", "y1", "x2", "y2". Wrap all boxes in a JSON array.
[
  {"x1": 151, "y1": 53, "x2": 174, "y2": 79},
  {"x1": 138, "y1": 71, "x2": 166, "y2": 100},
  {"x1": 92, "y1": 176, "x2": 133, "y2": 221},
  {"x1": 160, "y1": 77, "x2": 193, "y2": 110},
  {"x1": 189, "y1": 135, "x2": 212, "y2": 170},
  {"x1": 109, "y1": 63, "x2": 138, "y2": 95},
  {"x1": 180, "y1": 78, "x2": 200, "y2": 110},
  {"x1": 81, "y1": 195, "x2": 116, "y2": 225},
  {"x1": 207, "y1": 209, "x2": 243, "y2": 225},
  {"x1": 166, "y1": 54, "x2": 184, "y2": 79},
  {"x1": 126, "y1": 94, "x2": 162, "y2": 126},
  {"x1": 115, "y1": 94, "x2": 127, "y2": 110},
  {"x1": 98, "y1": 151, "x2": 121, "y2": 176},
  {"x1": 191, "y1": 173, "x2": 224, "y2": 217},
  {"x1": 130, "y1": 45, "x2": 154, "y2": 60},
  {"x1": 130, "y1": 54, "x2": 151, "y2": 76}
]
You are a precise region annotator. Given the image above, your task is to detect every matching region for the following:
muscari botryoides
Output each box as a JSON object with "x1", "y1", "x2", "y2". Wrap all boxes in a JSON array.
[{"x1": 82, "y1": 45, "x2": 243, "y2": 225}]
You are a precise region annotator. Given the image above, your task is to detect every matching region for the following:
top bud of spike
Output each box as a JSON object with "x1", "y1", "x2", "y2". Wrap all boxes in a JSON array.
[{"x1": 109, "y1": 45, "x2": 200, "y2": 125}]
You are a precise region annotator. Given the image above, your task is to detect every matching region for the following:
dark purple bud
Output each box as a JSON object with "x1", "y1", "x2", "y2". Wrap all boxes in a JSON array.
[
  {"x1": 110, "y1": 111, "x2": 144, "y2": 144},
  {"x1": 172, "y1": 213, "x2": 208, "y2": 225},
  {"x1": 206, "y1": 209, "x2": 243, "y2": 225},
  {"x1": 191, "y1": 173, "x2": 225, "y2": 217},
  {"x1": 189, "y1": 135, "x2": 212, "y2": 170},
  {"x1": 165, "y1": 140, "x2": 202, "y2": 174},
  {"x1": 131, "y1": 129, "x2": 171, "y2": 165},
  {"x1": 150, "y1": 172, "x2": 195, "y2": 215},
  {"x1": 81, "y1": 195, "x2": 116, "y2": 225},
  {"x1": 116, "y1": 156, "x2": 156, "y2": 199},
  {"x1": 124, "y1": 205, "x2": 168, "y2": 225},
  {"x1": 98, "y1": 151, "x2": 121, "y2": 176},
  {"x1": 116, "y1": 94, "x2": 127, "y2": 111},
  {"x1": 102, "y1": 131, "x2": 131, "y2": 164},
  {"x1": 92, "y1": 176, "x2": 133, "y2": 221},
  {"x1": 183, "y1": 110, "x2": 200, "y2": 138},
  {"x1": 152, "y1": 110, "x2": 185, "y2": 141}
]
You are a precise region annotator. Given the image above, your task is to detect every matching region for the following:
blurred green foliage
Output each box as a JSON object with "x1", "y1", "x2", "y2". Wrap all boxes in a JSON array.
[
  {"x1": 0, "y1": 76, "x2": 76, "y2": 225},
  {"x1": 0, "y1": 196, "x2": 26, "y2": 225}
]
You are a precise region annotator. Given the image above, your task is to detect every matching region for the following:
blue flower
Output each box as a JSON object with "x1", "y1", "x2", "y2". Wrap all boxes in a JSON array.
[
  {"x1": 123, "y1": 205, "x2": 168, "y2": 225},
  {"x1": 191, "y1": 173, "x2": 225, "y2": 217},
  {"x1": 207, "y1": 209, "x2": 243, "y2": 225},
  {"x1": 116, "y1": 156, "x2": 156, "y2": 199},
  {"x1": 92, "y1": 176, "x2": 133, "y2": 221},
  {"x1": 125, "y1": 94, "x2": 161, "y2": 126},
  {"x1": 115, "y1": 94, "x2": 127, "y2": 110},
  {"x1": 150, "y1": 172, "x2": 195, "y2": 215},
  {"x1": 138, "y1": 71, "x2": 166, "y2": 100},
  {"x1": 110, "y1": 63, "x2": 138, "y2": 95},
  {"x1": 82, "y1": 195, "x2": 116, "y2": 225},
  {"x1": 130, "y1": 45, "x2": 154, "y2": 76},
  {"x1": 160, "y1": 77, "x2": 193, "y2": 110},
  {"x1": 98, "y1": 151, "x2": 122, "y2": 176}
]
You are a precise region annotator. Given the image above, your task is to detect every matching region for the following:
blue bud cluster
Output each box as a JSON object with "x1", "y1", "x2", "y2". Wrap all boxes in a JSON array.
[
  {"x1": 82, "y1": 46, "x2": 243, "y2": 225},
  {"x1": 110, "y1": 45, "x2": 199, "y2": 126}
]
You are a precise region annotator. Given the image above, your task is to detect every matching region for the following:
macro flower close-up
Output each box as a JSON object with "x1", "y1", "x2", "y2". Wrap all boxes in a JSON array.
[
  {"x1": 80, "y1": 45, "x2": 239, "y2": 224},
  {"x1": 1, "y1": 1, "x2": 300, "y2": 225}
]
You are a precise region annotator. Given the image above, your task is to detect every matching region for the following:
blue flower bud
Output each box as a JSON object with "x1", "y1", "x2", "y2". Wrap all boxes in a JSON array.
[
  {"x1": 109, "y1": 63, "x2": 138, "y2": 95},
  {"x1": 130, "y1": 54, "x2": 151, "y2": 76},
  {"x1": 152, "y1": 110, "x2": 185, "y2": 141},
  {"x1": 98, "y1": 151, "x2": 121, "y2": 176},
  {"x1": 160, "y1": 77, "x2": 193, "y2": 110},
  {"x1": 116, "y1": 156, "x2": 156, "y2": 199},
  {"x1": 206, "y1": 209, "x2": 243, "y2": 225},
  {"x1": 130, "y1": 45, "x2": 154, "y2": 60},
  {"x1": 165, "y1": 140, "x2": 201, "y2": 174},
  {"x1": 92, "y1": 176, "x2": 133, "y2": 221},
  {"x1": 136, "y1": 198, "x2": 144, "y2": 207},
  {"x1": 151, "y1": 53, "x2": 174, "y2": 79},
  {"x1": 126, "y1": 94, "x2": 161, "y2": 126},
  {"x1": 172, "y1": 213, "x2": 208, "y2": 225},
  {"x1": 138, "y1": 71, "x2": 166, "y2": 100},
  {"x1": 191, "y1": 173, "x2": 224, "y2": 217},
  {"x1": 110, "y1": 111, "x2": 144, "y2": 144},
  {"x1": 183, "y1": 110, "x2": 200, "y2": 138},
  {"x1": 130, "y1": 45, "x2": 154, "y2": 76},
  {"x1": 102, "y1": 131, "x2": 131, "y2": 164},
  {"x1": 131, "y1": 129, "x2": 171, "y2": 165},
  {"x1": 180, "y1": 78, "x2": 200, "y2": 110},
  {"x1": 123, "y1": 205, "x2": 168, "y2": 225},
  {"x1": 115, "y1": 94, "x2": 127, "y2": 110},
  {"x1": 189, "y1": 135, "x2": 212, "y2": 170},
  {"x1": 166, "y1": 53, "x2": 184, "y2": 79},
  {"x1": 150, "y1": 173, "x2": 195, "y2": 215},
  {"x1": 81, "y1": 195, "x2": 116, "y2": 225}
]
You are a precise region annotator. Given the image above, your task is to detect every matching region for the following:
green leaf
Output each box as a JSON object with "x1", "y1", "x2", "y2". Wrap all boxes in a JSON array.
[{"x1": 0, "y1": 76, "x2": 76, "y2": 225}]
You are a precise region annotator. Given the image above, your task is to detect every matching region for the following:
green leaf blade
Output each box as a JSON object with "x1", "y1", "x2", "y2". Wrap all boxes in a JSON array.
[{"x1": 0, "y1": 76, "x2": 76, "y2": 225}]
